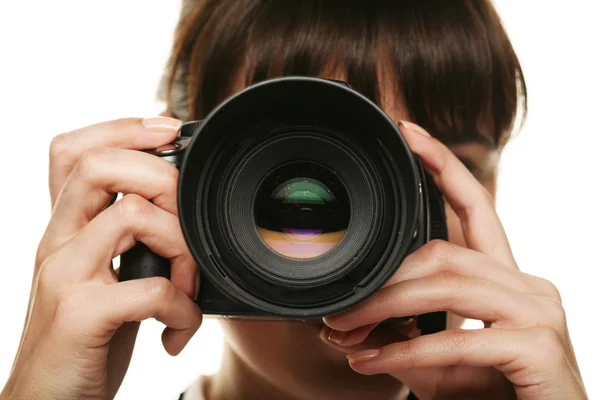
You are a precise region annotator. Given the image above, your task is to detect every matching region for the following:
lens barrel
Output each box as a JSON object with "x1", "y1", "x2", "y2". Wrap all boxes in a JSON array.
[{"x1": 177, "y1": 77, "x2": 442, "y2": 318}]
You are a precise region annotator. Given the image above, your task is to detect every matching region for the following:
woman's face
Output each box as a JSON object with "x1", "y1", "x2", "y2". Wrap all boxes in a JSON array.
[{"x1": 205, "y1": 72, "x2": 500, "y2": 398}]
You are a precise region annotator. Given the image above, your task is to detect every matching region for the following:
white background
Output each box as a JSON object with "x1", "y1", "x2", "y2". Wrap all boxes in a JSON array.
[{"x1": 0, "y1": 1, "x2": 598, "y2": 399}]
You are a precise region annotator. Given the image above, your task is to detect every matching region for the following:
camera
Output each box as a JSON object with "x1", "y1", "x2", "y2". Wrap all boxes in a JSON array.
[{"x1": 119, "y1": 77, "x2": 447, "y2": 330}]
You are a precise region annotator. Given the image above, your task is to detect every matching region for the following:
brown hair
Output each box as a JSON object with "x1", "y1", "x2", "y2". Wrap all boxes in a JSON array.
[{"x1": 160, "y1": 0, "x2": 526, "y2": 149}]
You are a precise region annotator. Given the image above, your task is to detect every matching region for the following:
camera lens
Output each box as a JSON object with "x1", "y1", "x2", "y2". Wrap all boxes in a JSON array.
[
  {"x1": 177, "y1": 77, "x2": 447, "y2": 318},
  {"x1": 255, "y1": 161, "x2": 350, "y2": 260}
]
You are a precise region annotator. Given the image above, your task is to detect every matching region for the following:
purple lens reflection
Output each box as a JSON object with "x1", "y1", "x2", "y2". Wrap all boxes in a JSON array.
[{"x1": 281, "y1": 228, "x2": 324, "y2": 240}]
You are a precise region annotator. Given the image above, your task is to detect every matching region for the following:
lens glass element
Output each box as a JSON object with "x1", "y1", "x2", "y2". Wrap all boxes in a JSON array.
[{"x1": 255, "y1": 162, "x2": 350, "y2": 259}]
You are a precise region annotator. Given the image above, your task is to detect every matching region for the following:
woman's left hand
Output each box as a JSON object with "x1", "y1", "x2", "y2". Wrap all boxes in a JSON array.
[{"x1": 322, "y1": 121, "x2": 588, "y2": 400}]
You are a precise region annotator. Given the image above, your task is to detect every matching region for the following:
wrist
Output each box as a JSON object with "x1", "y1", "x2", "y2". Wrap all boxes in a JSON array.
[
  {"x1": 0, "y1": 375, "x2": 16, "y2": 400},
  {"x1": 1, "y1": 370, "x2": 57, "y2": 400}
]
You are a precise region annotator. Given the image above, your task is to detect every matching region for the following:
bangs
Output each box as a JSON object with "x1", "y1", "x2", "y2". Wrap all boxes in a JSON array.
[{"x1": 163, "y1": 0, "x2": 526, "y2": 149}]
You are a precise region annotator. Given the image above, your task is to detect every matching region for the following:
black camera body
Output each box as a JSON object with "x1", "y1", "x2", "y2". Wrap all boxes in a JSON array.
[{"x1": 120, "y1": 77, "x2": 447, "y2": 331}]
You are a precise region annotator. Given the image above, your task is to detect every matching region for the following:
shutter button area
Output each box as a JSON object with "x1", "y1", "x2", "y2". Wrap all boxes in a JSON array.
[{"x1": 155, "y1": 143, "x2": 181, "y2": 155}]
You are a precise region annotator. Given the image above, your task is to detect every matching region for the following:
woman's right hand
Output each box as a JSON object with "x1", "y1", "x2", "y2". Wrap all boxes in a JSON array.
[{"x1": 0, "y1": 117, "x2": 202, "y2": 400}]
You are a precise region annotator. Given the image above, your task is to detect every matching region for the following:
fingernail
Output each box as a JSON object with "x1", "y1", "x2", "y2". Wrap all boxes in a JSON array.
[
  {"x1": 398, "y1": 120, "x2": 431, "y2": 137},
  {"x1": 395, "y1": 319, "x2": 418, "y2": 338},
  {"x1": 193, "y1": 271, "x2": 200, "y2": 299},
  {"x1": 142, "y1": 116, "x2": 183, "y2": 131},
  {"x1": 328, "y1": 329, "x2": 347, "y2": 345},
  {"x1": 346, "y1": 349, "x2": 380, "y2": 363},
  {"x1": 320, "y1": 326, "x2": 332, "y2": 341},
  {"x1": 399, "y1": 325, "x2": 421, "y2": 340}
]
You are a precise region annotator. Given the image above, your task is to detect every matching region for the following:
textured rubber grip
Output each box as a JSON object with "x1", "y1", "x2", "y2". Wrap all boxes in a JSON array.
[{"x1": 119, "y1": 242, "x2": 171, "y2": 281}]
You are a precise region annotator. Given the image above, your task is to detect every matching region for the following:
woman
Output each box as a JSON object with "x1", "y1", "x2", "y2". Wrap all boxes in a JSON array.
[{"x1": 0, "y1": 1, "x2": 588, "y2": 399}]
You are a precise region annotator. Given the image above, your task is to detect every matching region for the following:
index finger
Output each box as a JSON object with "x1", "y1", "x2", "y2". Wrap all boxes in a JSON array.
[
  {"x1": 49, "y1": 117, "x2": 182, "y2": 205},
  {"x1": 399, "y1": 121, "x2": 517, "y2": 268}
]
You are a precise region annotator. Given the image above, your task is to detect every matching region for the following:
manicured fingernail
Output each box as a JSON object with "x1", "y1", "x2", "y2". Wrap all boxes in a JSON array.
[
  {"x1": 346, "y1": 349, "x2": 380, "y2": 363},
  {"x1": 328, "y1": 329, "x2": 347, "y2": 345},
  {"x1": 398, "y1": 120, "x2": 431, "y2": 137},
  {"x1": 320, "y1": 326, "x2": 331, "y2": 341},
  {"x1": 193, "y1": 271, "x2": 200, "y2": 299},
  {"x1": 142, "y1": 116, "x2": 183, "y2": 131}
]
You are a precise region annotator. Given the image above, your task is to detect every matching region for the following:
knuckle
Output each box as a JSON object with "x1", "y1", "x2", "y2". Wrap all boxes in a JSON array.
[
  {"x1": 531, "y1": 326, "x2": 562, "y2": 353},
  {"x1": 527, "y1": 326, "x2": 566, "y2": 367},
  {"x1": 455, "y1": 190, "x2": 493, "y2": 221},
  {"x1": 144, "y1": 277, "x2": 177, "y2": 302},
  {"x1": 49, "y1": 132, "x2": 72, "y2": 160},
  {"x1": 446, "y1": 328, "x2": 470, "y2": 350},
  {"x1": 545, "y1": 299, "x2": 567, "y2": 329},
  {"x1": 456, "y1": 202, "x2": 478, "y2": 221},
  {"x1": 436, "y1": 329, "x2": 473, "y2": 367},
  {"x1": 538, "y1": 278, "x2": 562, "y2": 302},
  {"x1": 422, "y1": 239, "x2": 453, "y2": 264},
  {"x1": 427, "y1": 142, "x2": 450, "y2": 175},
  {"x1": 74, "y1": 145, "x2": 110, "y2": 181},
  {"x1": 445, "y1": 329, "x2": 473, "y2": 366},
  {"x1": 116, "y1": 194, "x2": 152, "y2": 220}
]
